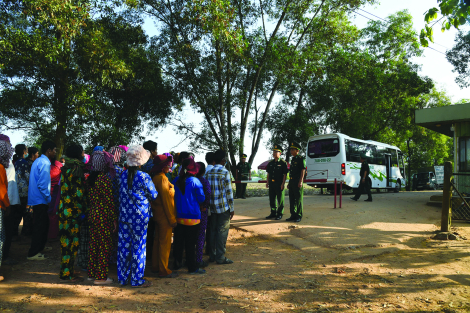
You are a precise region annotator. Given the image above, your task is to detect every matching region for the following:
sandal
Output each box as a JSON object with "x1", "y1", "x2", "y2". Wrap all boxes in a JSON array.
[
  {"x1": 216, "y1": 257, "x2": 233, "y2": 264},
  {"x1": 132, "y1": 280, "x2": 152, "y2": 288},
  {"x1": 94, "y1": 277, "x2": 113, "y2": 285},
  {"x1": 27, "y1": 253, "x2": 46, "y2": 261},
  {"x1": 189, "y1": 268, "x2": 206, "y2": 275}
]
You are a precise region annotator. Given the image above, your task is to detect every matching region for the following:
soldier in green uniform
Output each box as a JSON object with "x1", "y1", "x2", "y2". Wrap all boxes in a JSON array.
[
  {"x1": 265, "y1": 145, "x2": 288, "y2": 220},
  {"x1": 287, "y1": 142, "x2": 306, "y2": 223},
  {"x1": 351, "y1": 153, "x2": 372, "y2": 202},
  {"x1": 235, "y1": 154, "x2": 251, "y2": 199}
]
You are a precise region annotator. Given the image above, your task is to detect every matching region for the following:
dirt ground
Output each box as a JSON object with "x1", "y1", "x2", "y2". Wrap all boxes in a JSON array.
[{"x1": 1, "y1": 191, "x2": 470, "y2": 313}]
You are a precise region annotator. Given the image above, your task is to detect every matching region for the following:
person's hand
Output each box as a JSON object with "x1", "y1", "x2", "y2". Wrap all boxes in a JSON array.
[
  {"x1": 170, "y1": 222, "x2": 177, "y2": 228},
  {"x1": 298, "y1": 181, "x2": 302, "y2": 188},
  {"x1": 281, "y1": 183, "x2": 285, "y2": 191},
  {"x1": 201, "y1": 207, "x2": 207, "y2": 212},
  {"x1": 113, "y1": 220, "x2": 118, "y2": 233},
  {"x1": 361, "y1": 178, "x2": 365, "y2": 182},
  {"x1": 230, "y1": 211, "x2": 234, "y2": 220}
]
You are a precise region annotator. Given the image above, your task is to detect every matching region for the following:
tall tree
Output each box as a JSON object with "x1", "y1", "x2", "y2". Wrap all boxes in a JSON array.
[
  {"x1": 446, "y1": 30, "x2": 470, "y2": 88},
  {"x1": 136, "y1": 0, "x2": 374, "y2": 175},
  {"x1": 0, "y1": 0, "x2": 177, "y2": 155}
]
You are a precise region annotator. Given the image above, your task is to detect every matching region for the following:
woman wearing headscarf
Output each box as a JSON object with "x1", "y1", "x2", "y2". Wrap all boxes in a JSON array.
[
  {"x1": 149, "y1": 155, "x2": 177, "y2": 278},
  {"x1": 171, "y1": 152, "x2": 190, "y2": 181},
  {"x1": 117, "y1": 146, "x2": 158, "y2": 288},
  {"x1": 87, "y1": 151, "x2": 117, "y2": 285},
  {"x1": 0, "y1": 137, "x2": 14, "y2": 282},
  {"x1": 58, "y1": 144, "x2": 87, "y2": 283},
  {"x1": 108, "y1": 145, "x2": 127, "y2": 264},
  {"x1": 172, "y1": 158, "x2": 206, "y2": 275}
]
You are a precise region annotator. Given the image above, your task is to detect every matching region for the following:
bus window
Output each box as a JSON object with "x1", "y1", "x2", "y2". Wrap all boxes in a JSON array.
[
  {"x1": 398, "y1": 153, "x2": 405, "y2": 176},
  {"x1": 374, "y1": 147, "x2": 387, "y2": 165},
  {"x1": 345, "y1": 140, "x2": 375, "y2": 163},
  {"x1": 308, "y1": 139, "x2": 340, "y2": 158}
]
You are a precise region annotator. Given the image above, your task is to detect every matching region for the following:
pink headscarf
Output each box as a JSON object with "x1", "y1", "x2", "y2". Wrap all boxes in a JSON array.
[
  {"x1": 127, "y1": 145, "x2": 150, "y2": 167},
  {"x1": 119, "y1": 145, "x2": 129, "y2": 152}
]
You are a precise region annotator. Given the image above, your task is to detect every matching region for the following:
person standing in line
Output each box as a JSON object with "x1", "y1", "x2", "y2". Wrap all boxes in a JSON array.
[
  {"x1": 3, "y1": 154, "x2": 20, "y2": 265},
  {"x1": 235, "y1": 154, "x2": 251, "y2": 199},
  {"x1": 58, "y1": 144, "x2": 87, "y2": 282},
  {"x1": 11, "y1": 144, "x2": 28, "y2": 240},
  {"x1": 172, "y1": 158, "x2": 206, "y2": 274},
  {"x1": 27, "y1": 140, "x2": 56, "y2": 261},
  {"x1": 87, "y1": 151, "x2": 117, "y2": 285},
  {"x1": 141, "y1": 140, "x2": 158, "y2": 174},
  {"x1": 48, "y1": 155, "x2": 63, "y2": 240},
  {"x1": 204, "y1": 151, "x2": 215, "y2": 256},
  {"x1": 351, "y1": 153, "x2": 372, "y2": 202},
  {"x1": 206, "y1": 149, "x2": 234, "y2": 265},
  {"x1": 149, "y1": 154, "x2": 177, "y2": 278},
  {"x1": 265, "y1": 145, "x2": 288, "y2": 220},
  {"x1": 107, "y1": 146, "x2": 127, "y2": 265},
  {"x1": 286, "y1": 142, "x2": 306, "y2": 223},
  {"x1": 195, "y1": 162, "x2": 211, "y2": 268},
  {"x1": 117, "y1": 146, "x2": 158, "y2": 288},
  {"x1": 16, "y1": 147, "x2": 39, "y2": 237},
  {"x1": 0, "y1": 137, "x2": 14, "y2": 278}
]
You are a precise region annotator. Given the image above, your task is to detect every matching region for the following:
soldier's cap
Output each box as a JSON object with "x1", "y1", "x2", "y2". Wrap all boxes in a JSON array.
[
  {"x1": 273, "y1": 144, "x2": 283, "y2": 153},
  {"x1": 289, "y1": 141, "x2": 301, "y2": 150},
  {"x1": 241, "y1": 153, "x2": 247, "y2": 159},
  {"x1": 360, "y1": 153, "x2": 367, "y2": 159}
]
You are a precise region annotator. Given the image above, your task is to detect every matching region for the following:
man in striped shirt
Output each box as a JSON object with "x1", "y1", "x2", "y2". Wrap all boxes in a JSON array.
[{"x1": 205, "y1": 149, "x2": 234, "y2": 264}]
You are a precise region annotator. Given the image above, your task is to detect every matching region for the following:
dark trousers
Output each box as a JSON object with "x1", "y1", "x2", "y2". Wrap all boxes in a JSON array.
[
  {"x1": 354, "y1": 179, "x2": 372, "y2": 200},
  {"x1": 269, "y1": 184, "x2": 285, "y2": 216},
  {"x1": 3, "y1": 204, "x2": 21, "y2": 259},
  {"x1": 289, "y1": 180, "x2": 303, "y2": 218},
  {"x1": 18, "y1": 198, "x2": 33, "y2": 236},
  {"x1": 173, "y1": 223, "x2": 200, "y2": 272},
  {"x1": 235, "y1": 183, "x2": 247, "y2": 198},
  {"x1": 146, "y1": 219, "x2": 155, "y2": 263},
  {"x1": 28, "y1": 204, "x2": 49, "y2": 257},
  {"x1": 209, "y1": 210, "x2": 231, "y2": 262}
]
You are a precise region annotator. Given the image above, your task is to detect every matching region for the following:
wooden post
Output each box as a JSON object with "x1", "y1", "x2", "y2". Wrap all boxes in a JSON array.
[{"x1": 441, "y1": 161, "x2": 453, "y2": 232}]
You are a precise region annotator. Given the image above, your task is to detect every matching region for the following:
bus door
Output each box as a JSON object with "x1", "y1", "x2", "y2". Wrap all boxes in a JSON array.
[{"x1": 385, "y1": 154, "x2": 392, "y2": 187}]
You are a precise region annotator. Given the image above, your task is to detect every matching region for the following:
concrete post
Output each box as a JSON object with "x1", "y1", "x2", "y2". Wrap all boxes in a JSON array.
[{"x1": 441, "y1": 161, "x2": 453, "y2": 232}]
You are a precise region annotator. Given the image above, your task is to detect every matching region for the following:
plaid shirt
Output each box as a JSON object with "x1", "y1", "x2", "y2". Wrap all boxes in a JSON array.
[{"x1": 206, "y1": 164, "x2": 234, "y2": 213}]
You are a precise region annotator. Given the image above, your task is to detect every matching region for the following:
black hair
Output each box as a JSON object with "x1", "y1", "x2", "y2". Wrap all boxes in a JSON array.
[
  {"x1": 177, "y1": 158, "x2": 194, "y2": 195},
  {"x1": 196, "y1": 162, "x2": 206, "y2": 178},
  {"x1": 127, "y1": 166, "x2": 139, "y2": 190},
  {"x1": 65, "y1": 144, "x2": 84, "y2": 160},
  {"x1": 143, "y1": 140, "x2": 157, "y2": 152},
  {"x1": 41, "y1": 140, "x2": 56, "y2": 154},
  {"x1": 213, "y1": 149, "x2": 226, "y2": 164},
  {"x1": 13, "y1": 144, "x2": 26, "y2": 163},
  {"x1": 177, "y1": 151, "x2": 190, "y2": 164},
  {"x1": 205, "y1": 152, "x2": 214, "y2": 164},
  {"x1": 26, "y1": 147, "x2": 39, "y2": 160}
]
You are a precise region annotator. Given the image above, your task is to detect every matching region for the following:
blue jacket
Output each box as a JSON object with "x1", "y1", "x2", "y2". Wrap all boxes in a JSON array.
[
  {"x1": 172, "y1": 176, "x2": 205, "y2": 220},
  {"x1": 28, "y1": 155, "x2": 51, "y2": 205}
]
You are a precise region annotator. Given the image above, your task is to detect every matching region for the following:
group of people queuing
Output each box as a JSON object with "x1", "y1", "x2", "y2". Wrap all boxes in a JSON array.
[{"x1": 0, "y1": 136, "x2": 235, "y2": 287}]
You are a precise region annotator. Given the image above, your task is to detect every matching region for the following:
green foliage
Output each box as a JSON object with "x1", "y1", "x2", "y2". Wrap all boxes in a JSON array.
[
  {"x1": 421, "y1": 0, "x2": 470, "y2": 46},
  {"x1": 0, "y1": 0, "x2": 177, "y2": 155},
  {"x1": 446, "y1": 31, "x2": 470, "y2": 88}
]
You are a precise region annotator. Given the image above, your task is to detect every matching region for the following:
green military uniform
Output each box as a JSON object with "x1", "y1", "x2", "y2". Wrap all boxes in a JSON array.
[
  {"x1": 288, "y1": 142, "x2": 306, "y2": 222},
  {"x1": 351, "y1": 153, "x2": 372, "y2": 201},
  {"x1": 266, "y1": 145, "x2": 288, "y2": 219},
  {"x1": 236, "y1": 154, "x2": 251, "y2": 199}
]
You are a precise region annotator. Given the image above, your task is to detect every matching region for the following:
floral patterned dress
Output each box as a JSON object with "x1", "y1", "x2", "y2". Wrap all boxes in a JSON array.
[
  {"x1": 117, "y1": 170, "x2": 158, "y2": 287},
  {"x1": 87, "y1": 173, "x2": 117, "y2": 280},
  {"x1": 58, "y1": 164, "x2": 87, "y2": 280}
]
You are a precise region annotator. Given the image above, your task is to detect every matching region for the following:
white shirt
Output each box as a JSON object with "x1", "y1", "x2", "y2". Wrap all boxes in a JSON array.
[{"x1": 6, "y1": 160, "x2": 20, "y2": 205}]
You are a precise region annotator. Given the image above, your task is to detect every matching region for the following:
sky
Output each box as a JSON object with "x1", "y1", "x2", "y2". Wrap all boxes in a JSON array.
[{"x1": 3, "y1": 0, "x2": 469, "y2": 168}]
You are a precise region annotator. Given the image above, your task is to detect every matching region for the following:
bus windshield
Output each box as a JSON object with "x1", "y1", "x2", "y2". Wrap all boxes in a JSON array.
[{"x1": 308, "y1": 139, "x2": 340, "y2": 158}]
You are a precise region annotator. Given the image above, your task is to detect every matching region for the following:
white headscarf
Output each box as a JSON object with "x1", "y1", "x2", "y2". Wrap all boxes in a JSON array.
[{"x1": 126, "y1": 145, "x2": 151, "y2": 167}]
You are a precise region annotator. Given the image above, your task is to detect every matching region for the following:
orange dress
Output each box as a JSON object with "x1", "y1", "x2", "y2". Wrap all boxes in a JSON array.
[
  {"x1": 150, "y1": 172, "x2": 176, "y2": 275},
  {"x1": 0, "y1": 164, "x2": 10, "y2": 210}
]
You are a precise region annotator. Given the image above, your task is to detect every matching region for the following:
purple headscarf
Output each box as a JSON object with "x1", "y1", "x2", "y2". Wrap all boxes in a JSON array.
[{"x1": 89, "y1": 150, "x2": 116, "y2": 178}]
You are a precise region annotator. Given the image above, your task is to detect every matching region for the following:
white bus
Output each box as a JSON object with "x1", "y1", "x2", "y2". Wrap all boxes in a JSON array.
[{"x1": 306, "y1": 133, "x2": 406, "y2": 192}]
